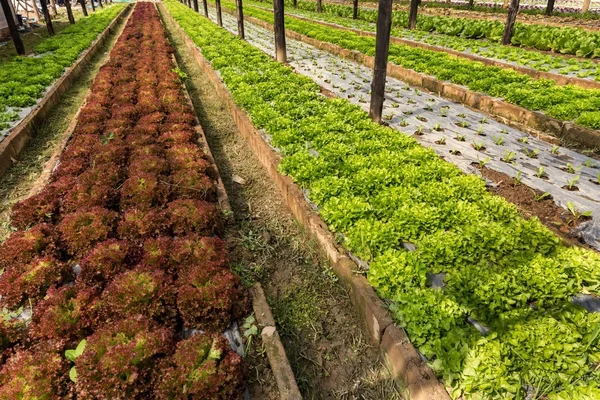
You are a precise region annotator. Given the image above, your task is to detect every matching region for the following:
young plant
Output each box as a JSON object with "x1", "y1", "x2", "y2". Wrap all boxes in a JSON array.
[
  {"x1": 477, "y1": 156, "x2": 490, "y2": 168},
  {"x1": 501, "y1": 150, "x2": 517, "y2": 163},
  {"x1": 492, "y1": 135, "x2": 504, "y2": 145},
  {"x1": 565, "y1": 175, "x2": 580, "y2": 190},
  {"x1": 65, "y1": 339, "x2": 87, "y2": 383},
  {"x1": 535, "y1": 192, "x2": 552, "y2": 201},
  {"x1": 535, "y1": 166, "x2": 546, "y2": 178},
  {"x1": 472, "y1": 141, "x2": 485, "y2": 151},
  {"x1": 551, "y1": 145, "x2": 560, "y2": 155},
  {"x1": 513, "y1": 171, "x2": 523, "y2": 185},
  {"x1": 567, "y1": 201, "x2": 593, "y2": 221}
]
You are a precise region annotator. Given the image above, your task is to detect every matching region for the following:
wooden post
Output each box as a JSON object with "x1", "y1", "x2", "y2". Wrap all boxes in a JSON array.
[
  {"x1": 90, "y1": 0, "x2": 95, "y2": 12},
  {"x1": 49, "y1": 0, "x2": 57, "y2": 15},
  {"x1": 98, "y1": 0, "x2": 103, "y2": 8},
  {"x1": 468, "y1": 0, "x2": 474, "y2": 9},
  {"x1": 38, "y1": 0, "x2": 55, "y2": 35},
  {"x1": 0, "y1": 0, "x2": 25, "y2": 55},
  {"x1": 369, "y1": 0, "x2": 392, "y2": 123},
  {"x1": 582, "y1": 0, "x2": 591, "y2": 13},
  {"x1": 193, "y1": 0, "x2": 199, "y2": 12},
  {"x1": 502, "y1": 0, "x2": 519, "y2": 45},
  {"x1": 273, "y1": 0, "x2": 286, "y2": 63},
  {"x1": 202, "y1": 0, "x2": 208, "y2": 16},
  {"x1": 216, "y1": 0, "x2": 222, "y2": 25},
  {"x1": 65, "y1": 0, "x2": 75, "y2": 24},
  {"x1": 316, "y1": 0, "x2": 322, "y2": 12},
  {"x1": 353, "y1": 0, "x2": 358, "y2": 19},
  {"x1": 31, "y1": 0, "x2": 41, "y2": 21},
  {"x1": 408, "y1": 0, "x2": 418, "y2": 29},
  {"x1": 293, "y1": 0, "x2": 296, "y2": 7},
  {"x1": 79, "y1": 0, "x2": 88, "y2": 16},
  {"x1": 236, "y1": 0, "x2": 245, "y2": 39},
  {"x1": 545, "y1": 0, "x2": 555, "y2": 14}
]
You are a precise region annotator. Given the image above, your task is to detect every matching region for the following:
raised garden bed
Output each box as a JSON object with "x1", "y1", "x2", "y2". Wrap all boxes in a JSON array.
[
  {"x1": 162, "y1": 1, "x2": 600, "y2": 398},
  {"x1": 0, "y1": 3, "x2": 130, "y2": 177},
  {"x1": 0, "y1": 3, "x2": 253, "y2": 397}
]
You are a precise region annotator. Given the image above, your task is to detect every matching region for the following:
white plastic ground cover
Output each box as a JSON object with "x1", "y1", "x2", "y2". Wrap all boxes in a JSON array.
[
  {"x1": 249, "y1": 2, "x2": 600, "y2": 82},
  {"x1": 207, "y1": 8, "x2": 600, "y2": 250}
]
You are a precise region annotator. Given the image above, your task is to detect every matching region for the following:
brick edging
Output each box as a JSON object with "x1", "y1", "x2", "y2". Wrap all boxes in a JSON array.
[
  {"x1": 224, "y1": 6, "x2": 600, "y2": 149},
  {"x1": 0, "y1": 4, "x2": 133, "y2": 178},
  {"x1": 159, "y1": 5, "x2": 451, "y2": 399}
]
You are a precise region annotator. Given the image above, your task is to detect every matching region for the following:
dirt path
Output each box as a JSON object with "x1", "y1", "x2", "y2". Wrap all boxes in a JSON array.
[
  {"x1": 0, "y1": 7, "x2": 132, "y2": 241},
  {"x1": 161, "y1": 9, "x2": 405, "y2": 400}
]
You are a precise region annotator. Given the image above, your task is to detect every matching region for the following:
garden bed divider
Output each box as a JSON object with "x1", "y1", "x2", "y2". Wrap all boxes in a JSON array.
[
  {"x1": 159, "y1": 4, "x2": 451, "y2": 399},
  {"x1": 221, "y1": 5, "x2": 600, "y2": 150},
  {"x1": 0, "y1": 4, "x2": 133, "y2": 178}
]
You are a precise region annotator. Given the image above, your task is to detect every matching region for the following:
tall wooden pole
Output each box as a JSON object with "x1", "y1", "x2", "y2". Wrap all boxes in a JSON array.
[
  {"x1": 408, "y1": 0, "x2": 418, "y2": 29},
  {"x1": 31, "y1": 0, "x2": 41, "y2": 22},
  {"x1": 582, "y1": 0, "x2": 591, "y2": 13},
  {"x1": 273, "y1": 0, "x2": 286, "y2": 63},
  {"x1": 90, "y1": 0, "x2": 95, "y2": 12},
  {"x1": 202, "y1": 0, "x2": 208, "y2": 16},
  {"x1": 468, "y1": 0, "x2": 474, "y2": 9},
  {"x1": 193, "y1": 0, "x2": 199, "y2": 12},
  {"x1": 216, "y1": 0, "x2": 222, "y2": 25},
  {"x1": 65, "y1": 0, "x2": 75, "y2": 24},
  {"x1": 353, "y1": 0, "x2": 358, "y2": 19},
  {"x1": 236, "y1": 0, "x2": 245, "y2": 39},
  {"x1": 98, "y1": 0, "x2": 103, "y2": 8},
  {"x1": 0, "y1": 0, "x2": 25, "y2": 55},
  {"x1": 369, "y1": 0, "x2": 392, "y2": 123},
  {"x1": 293, "y1": 0, "x2": 297, "y2": 7},
  {"x1": 80, "y1": 0, "x2": 88, "y2": 16},
  {"x1": 502, "y1": 0, "x2": 519, "y2": 45},
  {"x1": 316, "y1": 0, "x2": 322, "y2": 12},
  {"x1": 49, "y1": 0, "x2": 57, "y2": 15},
  {"x1": 545, "y1": 0, "x2": 555, "y2": 14},
  {"x1": 39, "y1": 0, "x2": 55, "y2": 35}
]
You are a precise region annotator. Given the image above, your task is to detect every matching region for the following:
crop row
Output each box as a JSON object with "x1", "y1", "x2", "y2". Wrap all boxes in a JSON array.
[
  {"x1": 0, "y1": 4, "x2": 126, "y2": 132},
  {"x1": 261, "y1": 0, "x2": 600, "y2": 58},
  {"x1": 166, "y1": 1, "x2": 600, "y2": 398},
  {"x1": 0, "y1": 3, "x2": 247, "y2": 398},
  {"x1": 223, "y1": 1, "x2": 600, "y2": 130},
  {"x1": 251, "y1": 0, "x2": 600, "y2": 81}
]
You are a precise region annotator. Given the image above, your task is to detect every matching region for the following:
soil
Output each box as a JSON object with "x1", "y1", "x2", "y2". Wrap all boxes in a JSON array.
[
  {"x1": 161, "y1": 9, "x2": 405, "y2": 400},
  {"x1": 476, "y1": 164, "x2": 592, "y2": 247}
]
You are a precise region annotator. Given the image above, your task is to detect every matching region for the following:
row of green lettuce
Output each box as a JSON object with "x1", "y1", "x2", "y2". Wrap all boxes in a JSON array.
[
  {"x1": 245, "y1": 0, "x2": 600, "y2": 80},
  {"x1": 393, "y1": 0, "x2": 600, "y2": 19},
  {"x1": 0, "y1": 4, "x2": 126, "y2": 131},
  {"x1": 166, "y1": 1, "x2": 600, "y2": 398},
  {"x1": 220, "y1": 1, "x2": 600, "y2": 129},
  {"x1": 253, "y1": 0, "x2": 600, "y2": 58}
]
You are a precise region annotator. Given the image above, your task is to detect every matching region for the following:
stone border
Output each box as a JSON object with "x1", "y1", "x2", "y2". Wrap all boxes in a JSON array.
[
  {"x1": 223, "y1": 6, "x2": 600, "y2": 150},
  {"x1": 159, "y1": 5, "x2": 450, "y2": 399},
  {"x1": 0, "y1": 4, "x2": 133, "y2": 178},
  {"x1": 250, "y1": 284, "x2": 303, "y2": 400}
]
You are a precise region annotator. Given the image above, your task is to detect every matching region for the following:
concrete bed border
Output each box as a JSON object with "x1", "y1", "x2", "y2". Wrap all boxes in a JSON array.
[
  {"x1": 160, "y1": 4, "x2": 450, "y2": 399},
  {"x1": 223, "y1": 6, "x2": 600, "y2": 150},
  {"x1": 0, "y1": 3, "x2": 133, "y2": 178}
]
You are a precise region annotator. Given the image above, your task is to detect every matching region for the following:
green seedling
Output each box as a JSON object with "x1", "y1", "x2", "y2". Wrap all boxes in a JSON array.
[
  {"x1": 436, "y1": 136, "x2": 447, "y2": 145},
  {"x1": 502, "y1": 150, "x2": 516, "y2": 163},
  {"x1": 517, "y1": 137, "x2": 529, "y2": 144},
  {"x1": 476, "y1": 126, "x2": 485, "y2": 135},
  {"x1": 492, "y1": 135, "x2": 505, "y2": 146},
  {"x1": 500, "y1": 128, "x2": 508, "y2": 134},
  {"x1": 403, "y1": 110, "x2": 413, "y2": 115},
  {"x1": 525, "y1": 148, "x2": 539, "y2": 158},
  {"x1": 383, "y1": 114, "x2": 394, "y2": 121},
  {"x1": 416, "y1": 126, "x2": 424, "y2": 135},
  {"x1": 583, "y1": 159, "x2": 597, "y2": 168},
  {"x1": 477, "y1": 156, "x2": 490, "y2": 168},
  {"x1": 391, "y1": 102, "x2": 400, "y2": 108},
  {"x1": 440, "y1": 109, "x2": 447, "y2": 117},
  {"x1": 480, "y1": 117, "x2": 488, "y2": 124},
  {"x1": 434, "y1": 122, "x2": 443, "y2": 132},
  {"x1": 472, "y1": 141, "x2": 485, "y2": 151},
  {"x1": 551, "y1": 145, "x2": 560, "y2": 155},
  {"x1": 400, "y1": 118, "x2": 409, "y2": 127},
  {"x1": 450, "y1": 149, "x2": 461, "y2": 155},
  {"x1": 455, "y1": 133, "x2": 466, "y2": 142},
  {"x1": 243, "y1": 315, "x2": 259, "y2": 356},
  {"x1": 65, "y1": 339, "x2": 87, "y2": 383},
  {"x1": 567, "y1": 201, "x2": 593, "y2": 222},
  {"x1": 458, "y1": 113, "x2": 466, "y2": 118},
  {"x1": 514, "y1": 171, "x2": 523, "y2": 185},
  {"x1": 171, "y1": 67, "x2": 188, "y2": 80},
  {"x1": 101, "y1": 132, "x2": 114, "y2": 146},
  {"x1": 565, "y1": 163, "x2": 583, "y2": 174},
  {"x1": 535, "y1": 192, "x2": 552, "y2": 201},
  {"x1": 566, "y1": 175, "x2": 580, "y2": 190},
  {"x1": 535, "y1": 166, "x2": 545, "y2": 178}
]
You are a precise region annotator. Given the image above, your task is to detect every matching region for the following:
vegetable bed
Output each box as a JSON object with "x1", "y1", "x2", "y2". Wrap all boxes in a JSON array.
[
  {"x1": 0, "y1": 4, "x2": 126, "y2": 135},
  {"x1": 165, "y1": 1, "x2": 600, "y2": 398},
  {"x1": 224, "y1": 1, "x2": 600, "y2": 131},
  {"x1": 278, "y1": 0, "x2": 600, "y2": 58},
  {"x1": 0, "y1": 3, "x2": 248, "y2": 398}
]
